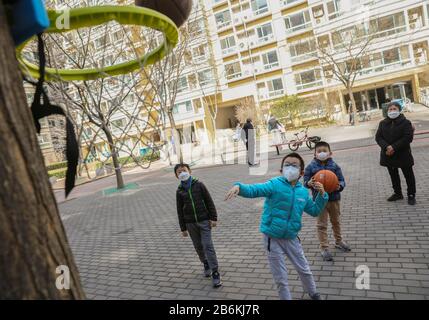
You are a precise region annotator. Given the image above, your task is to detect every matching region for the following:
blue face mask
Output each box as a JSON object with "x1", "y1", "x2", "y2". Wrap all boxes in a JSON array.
[{"x1": 283, "y1": 165, "x2": 301, "y2": 182}]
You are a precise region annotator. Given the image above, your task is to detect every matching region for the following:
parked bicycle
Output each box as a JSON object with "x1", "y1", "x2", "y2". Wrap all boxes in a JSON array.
[{"x1": 288, "y1": 126, "x2": 321, "y2": 151}]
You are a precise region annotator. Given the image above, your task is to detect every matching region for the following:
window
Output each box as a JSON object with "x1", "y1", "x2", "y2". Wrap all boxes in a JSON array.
[
  {"x1": 262, "y1": 51, "x2": 279, "y2": 69},
  {"x1": 198, "y1": 69, "x2": 214, "y2": 86},
  {"x1": 220, "y1": 36, "x2": 236, "y2": 50},
  {"x1": 193, "y1": 45, "x2": 207, "y2": 58},
  {"x1": 289, "y1": 39, "x2": 316, "y2": 59},
  {"x1": 173, "y1": 101, "x2": 193, "y2": 114},
  {"x1": 215, "y1": 10, "x2": 231, "y2": 28},
  {"x1": 383, "y1": 48, "x2": 400, "y2": 65},
  {"x1": 111, "y1": 118, "x2": 127, "y2": 132},
  {"x1": 294, "y1": 69, "x2": 322, "y2": 90},
  {"x1": 256, "y1": 23, "x2": 273, "y2": 41},
  {"x1": 225, "y1": 62, "x2": 241, "y2": 79},
  {"x1": 251, "y1": 0, "x2": 268, "y2": 15},
  {"x1": 177, "y1": 76, "x2": 188, "y2": 93},
  {"x1": 370, "y1": 12, "x2": 406, "y2": 38},
  {"x1": 268, "y1": 78, "x2": 283, "y2": 91},
  {"x1": 284, "y1": 11, "x2": 311, "y2": 33}
]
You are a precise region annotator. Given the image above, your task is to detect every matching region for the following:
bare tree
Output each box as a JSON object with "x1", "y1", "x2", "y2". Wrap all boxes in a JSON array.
[
  {"x1": 315, "y1": 22, "x2": 378, "y2": 121},
  {"x1": 38, "y1": 18, "x2": 167, "y2": 188},
  {"x1": 138, "y1": 7, "x2": 202, "y2": 163}
]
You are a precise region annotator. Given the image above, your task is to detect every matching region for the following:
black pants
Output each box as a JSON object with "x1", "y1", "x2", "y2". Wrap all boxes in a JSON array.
[{"x1": 387, "y1": 166, "x2": 416, "y2": 196}]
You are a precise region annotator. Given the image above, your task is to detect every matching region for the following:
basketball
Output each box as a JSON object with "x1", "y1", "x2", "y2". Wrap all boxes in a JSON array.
[
  {"x1": 312, "y1": 170, "x2": 339, "y2": 193},
  {"x1": 135, "y1": 0, "x2": 193, "y2": 27}
]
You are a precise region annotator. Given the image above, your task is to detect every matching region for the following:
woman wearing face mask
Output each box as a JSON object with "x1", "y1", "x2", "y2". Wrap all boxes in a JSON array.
[{"x1": 376, "y1": 101, "x2": 416, "y2": 205}]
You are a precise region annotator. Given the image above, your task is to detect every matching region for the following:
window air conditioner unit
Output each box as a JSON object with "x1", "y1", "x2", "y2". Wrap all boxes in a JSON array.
[
  {"x1": 243, "y1": 15, "x2": 249, "y2": 21},
  {"x1": 239, "y1": 42, "x2": 246, "y2": 48},
  {"x1": 416, "y1": 48, "x2": 424, "y2": 54},
  {"x1": 250, "y1": 41, "x2": 255, "y2": 46}
]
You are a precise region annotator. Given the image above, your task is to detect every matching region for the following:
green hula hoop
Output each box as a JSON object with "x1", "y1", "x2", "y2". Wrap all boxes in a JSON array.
[{"x1": 16, "y1": 5, "x2": 179, "y2": 81}]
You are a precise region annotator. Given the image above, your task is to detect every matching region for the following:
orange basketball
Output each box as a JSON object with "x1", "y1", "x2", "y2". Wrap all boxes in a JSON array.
[{"x1": 313, "y1": 170, "x2": 339, "y2": 193}]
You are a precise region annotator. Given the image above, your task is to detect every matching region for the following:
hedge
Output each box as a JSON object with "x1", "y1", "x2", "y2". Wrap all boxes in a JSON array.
[
  {"x1": 48, "y1": 168, "x2": 67, "y2": 179},
  {"x1": 95, "y1": 151, "x2": 160, "y2": 169},
  {"x1": 46, "y1": 161, "x2": 68, "y2": 171}
]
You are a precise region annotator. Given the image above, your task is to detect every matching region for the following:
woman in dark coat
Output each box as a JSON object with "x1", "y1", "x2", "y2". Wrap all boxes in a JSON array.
[{"x1": 375, "y1": 101, "x2": 416, "y2": 205}]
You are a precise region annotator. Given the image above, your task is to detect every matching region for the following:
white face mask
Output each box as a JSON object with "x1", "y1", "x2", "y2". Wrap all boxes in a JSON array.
[
  {"x1": 316, "y1": 152, "x2": 329, "y2": 161},
  {"x1": 388, "y1": 111, "x2": 400, "y2": 119},
  {"x1": 282, "y1": 166, "x2": 301, "y2": 182},
  {"x1": 178, "y1": 172, "x2": 190, "y2": 182}
]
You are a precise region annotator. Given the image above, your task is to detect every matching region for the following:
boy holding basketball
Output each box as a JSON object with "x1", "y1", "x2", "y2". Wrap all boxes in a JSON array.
[
  {"x1": 304, "y1": 141, "x2": 350, "y2": 262},
  {"x1": 225, "y1": 153, "x2": 328, "y2": 300}
]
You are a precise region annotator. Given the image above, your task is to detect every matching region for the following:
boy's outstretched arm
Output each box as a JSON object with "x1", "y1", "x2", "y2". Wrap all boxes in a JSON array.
[
  {"x1": 225, "y1": 180, "x2": 274, "y2": 200},
  {"x1": 304, "y1": 183, "x2": 329, "y2": 217},
  {"x1": 200, "y1": 182, "x2": 217, "y2": 221},
  {"x1": 176, "y1": 191, "x2": 186, "y2": 232}
]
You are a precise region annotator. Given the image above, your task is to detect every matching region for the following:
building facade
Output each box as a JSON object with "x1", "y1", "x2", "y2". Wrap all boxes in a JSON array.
[{"x1": 195, "y1": 0, "x2": 429, "y2": 131}]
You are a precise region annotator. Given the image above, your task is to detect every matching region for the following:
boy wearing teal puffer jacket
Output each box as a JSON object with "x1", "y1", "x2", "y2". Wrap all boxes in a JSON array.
[{"x1": 225, "y1": 153, "x2": 328, "y2": 300}]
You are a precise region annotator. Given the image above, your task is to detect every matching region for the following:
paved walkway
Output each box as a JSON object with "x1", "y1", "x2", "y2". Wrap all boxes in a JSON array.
[{"x1": 59, "y1": 135, "x2": 429, "y2": 300}]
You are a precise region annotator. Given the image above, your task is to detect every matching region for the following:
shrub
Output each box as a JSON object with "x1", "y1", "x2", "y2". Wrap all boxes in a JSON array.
[
  {"x1": 48, "y1": 168, "x2": 67, "y2": 179},
  {"x1": 46, "y1": 161, "x2": 68, "y2": 171}
]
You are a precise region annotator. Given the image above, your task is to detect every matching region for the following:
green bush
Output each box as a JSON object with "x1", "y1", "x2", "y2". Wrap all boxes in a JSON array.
[
  {"x1": 48, "y1": 168, "x2": 67, "y2": 179},
  {"x1": 46, "y1": 161, "x2": 68, "y2": 171},
  {"x1": 94, "y1": 151, "x2": 161, "y2": 169}
]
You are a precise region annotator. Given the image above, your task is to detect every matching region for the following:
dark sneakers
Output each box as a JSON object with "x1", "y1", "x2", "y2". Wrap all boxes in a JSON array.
[
  {"x1": 310, "y1": 293, "x2": 322, "y2": 300},
  {"x1": 212, "y1": 271, "x2": 222, "y2": 288},
  {"x1": 408, "y1": 195, "x2": 416, "y2": 206},
  {"x1": 387, "y1": 193, "x2": 404, "y2": 202},
  {"x1": 203, "y1": 261, "x2": 211, "y2": 278}
]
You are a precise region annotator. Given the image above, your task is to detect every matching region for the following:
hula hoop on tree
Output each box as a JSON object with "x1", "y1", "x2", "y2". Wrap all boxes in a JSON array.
[{"x1": 16, "y1": 5, "x2": 179, "y2": 81}]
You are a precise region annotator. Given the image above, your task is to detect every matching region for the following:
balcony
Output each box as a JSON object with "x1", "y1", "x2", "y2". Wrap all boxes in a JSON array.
[
  {"x1": 263, "y1": 61, "x2": 280, "y2": 71},
  {"x1": 258, "y1": 89, "x2": 285, "y2": 101},
  {"x1": 358, "y1": 59, "x2": 413, "y2": 77},
  {"x1": 216, "y1": 20, "x2": 232, "y2": 31},
  {"x1": 222, "y1": 46, "x2": 237, "y2": 56},
  {"x1": 290, "y1": 51, "x2": 318, "y2": 64},
  {"x1": 226, "y1": 72, "x2": 243, "y2": 80},
  {"x1": 285, "y1": 21, "x2": 312, "y2": 36},
  {"x1": 193, "y1": 54, "x2": 209, "y2": 64},
  {"x1": 296, "y1": 79, "x2": 323, "y2": 91}
]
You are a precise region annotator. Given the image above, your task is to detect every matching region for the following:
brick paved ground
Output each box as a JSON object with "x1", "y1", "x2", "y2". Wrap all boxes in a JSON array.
[{"x1": 59, "y1": 136, "x2": 429, "y2": 300}]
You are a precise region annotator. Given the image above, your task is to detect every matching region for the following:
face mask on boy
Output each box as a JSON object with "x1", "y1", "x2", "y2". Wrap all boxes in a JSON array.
[
  {"x1": 316, "y1": 152, "x2": 329, "y2": 161},
  {"x1": 178, "y1": 171, "x2": 191, "y2": 182},
  {"x1": 387, "y1": 111, "x2": 400, "y2": 119},
  {"x1": 282, "y1": 165, "x2": 301, "y2": 182}
]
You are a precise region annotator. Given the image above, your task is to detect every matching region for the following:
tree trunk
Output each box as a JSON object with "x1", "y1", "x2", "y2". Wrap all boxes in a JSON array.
[
  {"x1": 0, "y1": 3, "x2": 85, "y2": 299},
  {"x1": 104, "y1": 129, "x2": 125, "y2": 189},
  {"x1": 167, "y1": 112, "x2": 183, "y2": 163},
  {"x1": 347, "y1": 86, "x2": 358, "y2": 125}
]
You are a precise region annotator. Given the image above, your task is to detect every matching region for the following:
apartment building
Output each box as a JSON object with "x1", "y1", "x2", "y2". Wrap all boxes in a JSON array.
[{"x1": 198, "y1": 0, "x2": 429, "y2": 131}]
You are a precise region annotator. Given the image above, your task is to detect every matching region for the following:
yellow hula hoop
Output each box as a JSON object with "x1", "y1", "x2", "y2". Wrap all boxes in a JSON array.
[{"x1": 16, "y1": 6, "x2": 179, "y2": 81}]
